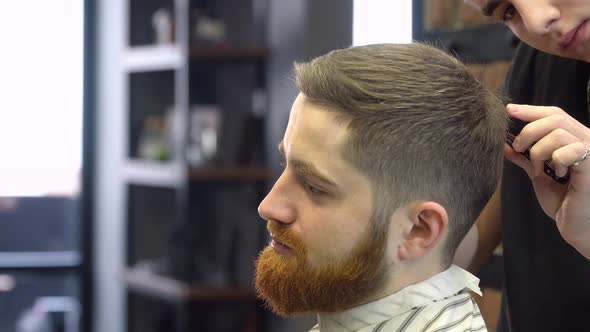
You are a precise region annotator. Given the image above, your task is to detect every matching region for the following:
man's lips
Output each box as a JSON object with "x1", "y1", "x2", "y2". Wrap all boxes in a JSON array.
[
  {"x1": 559, "y1": 20, "x2": 589, "y2": 50},
  {"x1": 271, "y1": 236, "x2": 295, "y2": 256}
]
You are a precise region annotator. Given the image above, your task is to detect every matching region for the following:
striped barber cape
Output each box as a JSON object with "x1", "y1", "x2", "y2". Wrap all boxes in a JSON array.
[{"x1": 309, "y1": 265, "x2": 486, "y2": 332}]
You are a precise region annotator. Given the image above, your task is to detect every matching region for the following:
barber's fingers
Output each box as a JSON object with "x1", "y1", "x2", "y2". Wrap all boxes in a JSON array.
[
  {"x1": 507, "y1": 104, "x2": 566, "y2": 121},
  {"x1": 550, "y1": 142, "x2": 588, "y2": 177},
  {"x1": 528, "y1": 129, "x2": 580, "y2": 177},
  {"x1": 508, "y1": 104, "x2": 589, "y2": 143},
  {"x1": 504, "y1": 143, "x2": 534, "y2": 176},
  {"x1": 505, "y1": 142, "x2": 563, "y2": 180},
  {"x1": 511, "y1": 115, "x2": 581, "y2": 154},
  {"x1": 506, "y1": 137, "x2": 589, "y2": 180}
]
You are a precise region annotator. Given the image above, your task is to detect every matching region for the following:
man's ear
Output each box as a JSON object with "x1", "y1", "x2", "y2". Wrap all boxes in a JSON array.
[{"x1": 398, "y1": 201, "x2": 448, "y2": 261}]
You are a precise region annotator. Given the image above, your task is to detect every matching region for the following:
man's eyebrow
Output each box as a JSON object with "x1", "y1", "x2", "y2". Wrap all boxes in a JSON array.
[
  {"x1": 290, "y1": 159, "x2": 338, "y2": 189},
  {"x1": 482, "y1": 0, "x2": 503, "y2": 16},
  {"x1": 276, "y1": 141, "x2": 338, "y2": 189}
]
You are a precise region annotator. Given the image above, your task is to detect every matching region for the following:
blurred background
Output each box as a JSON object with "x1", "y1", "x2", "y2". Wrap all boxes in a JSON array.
[{"x1": 0, "y1": 1, "x2": 511, "y2": 331}]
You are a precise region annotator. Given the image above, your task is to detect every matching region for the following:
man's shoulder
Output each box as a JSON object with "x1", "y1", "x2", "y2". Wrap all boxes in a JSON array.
[{"x1": 359, "y1": 293, "x2": 487, "y2": 332}]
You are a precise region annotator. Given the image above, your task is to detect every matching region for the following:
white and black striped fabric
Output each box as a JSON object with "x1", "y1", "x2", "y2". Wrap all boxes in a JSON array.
[{"x1": 309, "y1": 265, "x2": 486, "y2": 332}]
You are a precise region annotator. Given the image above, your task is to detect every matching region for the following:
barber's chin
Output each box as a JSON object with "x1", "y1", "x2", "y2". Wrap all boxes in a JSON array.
[
  {"x1": 566, "y1": 50, "x2": 590, "y2": 63},
  {"x1": 562, "y1": 45, "x2": 590, "y2": 62},
  {"x1": 552, "y1": 44, "x2": 590, "y2": 63}
]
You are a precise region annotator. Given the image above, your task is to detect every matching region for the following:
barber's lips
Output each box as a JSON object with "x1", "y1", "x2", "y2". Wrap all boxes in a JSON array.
[
  {"x1": 559, "y1": 20, "x2": 589, "y2": 51},
  {"x1": 271, "y1": 237, "x2": 295, "y2": 256}
]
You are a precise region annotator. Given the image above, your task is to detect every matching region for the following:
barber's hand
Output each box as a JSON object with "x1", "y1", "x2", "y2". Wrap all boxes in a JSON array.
[{"x1": 505, "y1": 104, "x2": 590, "y2": 260}]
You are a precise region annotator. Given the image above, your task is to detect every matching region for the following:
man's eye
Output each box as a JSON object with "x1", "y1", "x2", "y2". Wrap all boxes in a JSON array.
[
  {"x1": 305, "y1": 183, "x2": 325, "y2": 196},
  {"x1": 502, "y1": 4, "x2": 516, "y2": 22}
]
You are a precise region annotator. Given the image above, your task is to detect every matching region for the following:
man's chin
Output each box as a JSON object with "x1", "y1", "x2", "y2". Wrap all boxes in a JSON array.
[
  {"x1": 255, "y1": 246, "x2": 309, "y2": 316},
  {"x1": 254, "y1": 243, "x2": 389, "y2": 316}
]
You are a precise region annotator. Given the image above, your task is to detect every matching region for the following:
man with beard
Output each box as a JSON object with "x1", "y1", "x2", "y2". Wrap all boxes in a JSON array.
[{"x1": 254, "y1": 43, "x2": 508, "y2": 332}]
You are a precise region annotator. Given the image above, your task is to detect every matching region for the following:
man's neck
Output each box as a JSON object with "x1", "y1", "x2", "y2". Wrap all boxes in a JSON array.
[
  {"x1": 359, "y1": 259, "x2": 448, "y2": 307},
  {"x1": 314, "y1": 261, "x2": 450, "y2": 323},
  {"x1": 312, "y1": 265, "x2": 482, "y2": 332}
]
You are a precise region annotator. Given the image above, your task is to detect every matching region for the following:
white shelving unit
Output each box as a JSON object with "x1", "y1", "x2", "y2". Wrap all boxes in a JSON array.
[
  {"x1": 121, "y1": 0, "x2": 189, "y2": 187},
  {"x1": 96, "y1": 1, "x2": 190, "y2": 332},
  {"x1": 123, "y1": 160, "x2": 185, "y2": 188},
  {"x1": 122, "y1": 45, "x2": 184, "y2": 72},
  {"x1": 0, "y1": 251, "x2": 82, "y2": 268}
]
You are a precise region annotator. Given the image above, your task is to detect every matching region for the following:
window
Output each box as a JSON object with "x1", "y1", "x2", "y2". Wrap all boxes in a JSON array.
[
  {"x1": 0, "y1": 1, "x2": 83, "y2": 196},
  {"x1": 353, "y1": 0, "x2": 412, "y2": 46},
  {"x1": 0, "y1": 2, "x2": 87, "y2": 331}
]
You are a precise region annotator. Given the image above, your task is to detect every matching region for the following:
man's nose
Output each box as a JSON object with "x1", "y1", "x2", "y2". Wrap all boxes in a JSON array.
[{"x1": 258, "y1": 177, "x2": 296, "y2": 225}]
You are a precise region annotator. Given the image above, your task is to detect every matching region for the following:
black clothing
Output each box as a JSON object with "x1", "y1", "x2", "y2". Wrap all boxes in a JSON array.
[{"x1": 499, "y1": 42, "x2": 590, "y2": 332}]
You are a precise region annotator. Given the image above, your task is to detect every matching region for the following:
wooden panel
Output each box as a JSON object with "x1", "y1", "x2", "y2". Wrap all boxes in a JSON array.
[
  {"x1": 423, "y1": 0, "x2": 493, "y2": 31},
  {"x1": 467, "y1": 61, "x2": 512, "y2": 92}
]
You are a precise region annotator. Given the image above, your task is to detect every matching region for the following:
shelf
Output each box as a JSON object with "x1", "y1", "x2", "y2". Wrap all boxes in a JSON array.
[
  {"x1": 189, "y1": 166, "x2": 273, "y2": 181},
  {"x1": 124, "y1": 162, "x2": 273, "y2": 186},
  {"x1": 123, "y1": 267, "x2": 256, "y2": 304},
  {"x1": 189, "y1": 47, "x2": 270, "y2": 63},
  {"x1": 0, "y1": 251, "x2": 82, "y2": 269},
  {"x1": 123, "y1": 44, "x2": 184, "y2": 72},
  {"x1": 124, "y1": 160, "x2": 185, "y2": 188},
  {"x1": 122, "y1": 46, "x2": 268, "y2": 71}
]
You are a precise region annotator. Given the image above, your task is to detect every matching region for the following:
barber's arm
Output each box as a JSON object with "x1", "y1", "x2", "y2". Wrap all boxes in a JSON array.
[
  {"x1": 506, "y1": 103, "x2": 590, "y2": 260},
  {"x1": 454, "y1": 183, "x2": 502, "y2": 274}
]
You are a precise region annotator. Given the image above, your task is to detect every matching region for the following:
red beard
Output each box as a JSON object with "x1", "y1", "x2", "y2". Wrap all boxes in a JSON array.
[{"x1": 254, "y1": 220, "x2": 389, "y2": 316}]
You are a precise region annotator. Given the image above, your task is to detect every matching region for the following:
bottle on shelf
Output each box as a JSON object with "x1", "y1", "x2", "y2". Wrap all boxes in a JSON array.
[{"x1": 138, "y1": 115, "x2": 171, "y2": 161}]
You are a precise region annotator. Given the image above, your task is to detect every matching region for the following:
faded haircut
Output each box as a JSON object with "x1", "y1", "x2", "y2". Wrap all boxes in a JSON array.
[{"x1": 294, "y1": 43, "x2": 508, "y2": 264}]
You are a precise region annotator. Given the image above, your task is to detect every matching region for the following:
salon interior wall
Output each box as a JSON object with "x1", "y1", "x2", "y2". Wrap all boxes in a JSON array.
[
  {"x1": 265, "y1": 0, "x2": 353, "y2": 176},
  {"x1": 265, "y1": 0, "x2": 353, "y2": 330}
]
